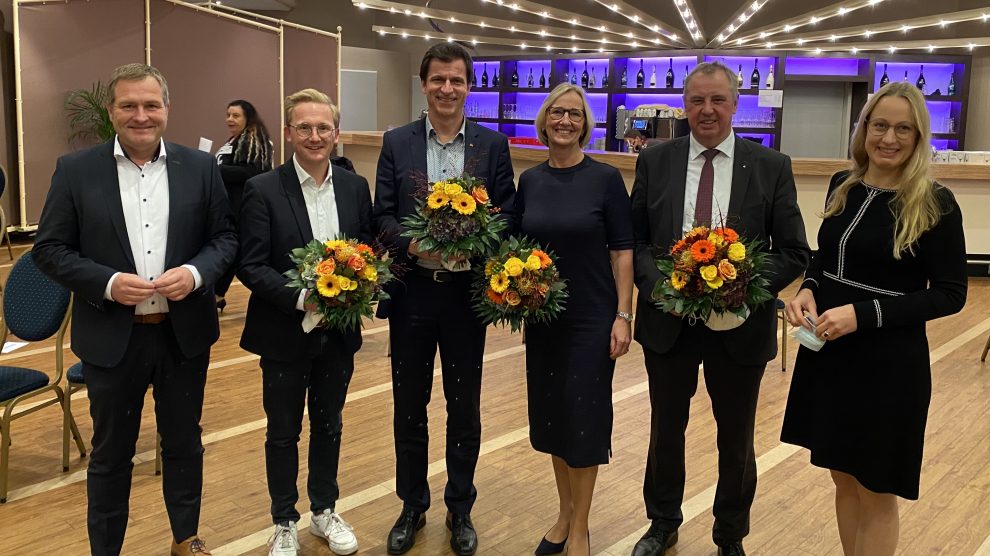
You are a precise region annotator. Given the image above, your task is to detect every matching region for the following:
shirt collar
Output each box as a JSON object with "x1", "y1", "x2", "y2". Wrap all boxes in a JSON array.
[
  {"x1": 292, "y1": 155, "x2": 333, "y2": 188},
  {"x1": 689, "y1": 132, "x2": 735, "y2": 161},
  {"x1": 425, "y1": 115, "x2": 466, "y2": 144},
  {"x1": 113, "y1": 137, "x2": 167, "y2": 164}
]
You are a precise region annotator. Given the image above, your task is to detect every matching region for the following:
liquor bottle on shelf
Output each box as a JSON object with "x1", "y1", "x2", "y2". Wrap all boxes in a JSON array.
[
  {"x1": 665, "y1": 58, "x2": 674, "y2": 88},
  {"x1": 492, "y1": 69, "x2": 499, "y2": 87},
  {"x1": 590, "y1": 68, "x2": 597, "y2": 88},
  {"x1": 902, "y1": 70, "x2": 909, "y2": 82},
  {"x1": 684, "y1": 65, "x2": 689, "y2": 85},
  {"x1": 581, "y1": 61, "x2": 590, "y2": 88},
  {"x1": 563, "y1": 68, "x2": 570, "y2": 85},
  {"x1": 602, "y1": 68, "x2": 609, "y2": 88},
  {"x1": 527, "y1": 68, "x2": 534, "y2": 88},
  {"x1": 765, "y1": 65, "x2": 775, "y2": 89},
  {"x1": 539, "y1": 68, "x2": 546, "y2": 88},
  {"x1": 879, "y1": 63, "x2": 890, "y2": 87},
  {"x1": 511, "y1": 66, "x2": 519, "y2": 87},
  {"x1": 737, "y1": 64, "x2": 744, "y2": 87},
  {"x1": 916, "y1": 65, "x2": 926, "y2": 94},
  {"x1": 948, "y1": 72, "x2": 957, "y2": 96},
  {"x1": 750, "y1": 58, "x2": 760, "y2": 88},
  {"x1": 636, "y1": 59, "x2": 645, "y2": 88},
  {"x1": 570, "y1": 69, "x2": 577, "y2": 85},
  {"x1": 649, "y1": 66, "x2": 657, "y2": 87},
  {"x1": 481, "y1": 64, "x2": 489, "y2": 88},
  {"x1": 620, "y1": 66, "x2": 628, "y2": 87}
]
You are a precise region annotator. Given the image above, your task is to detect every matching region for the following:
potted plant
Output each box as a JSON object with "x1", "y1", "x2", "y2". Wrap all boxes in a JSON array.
[{"x1": 64, "y1": 81, "x2": 115, "y2": 145}]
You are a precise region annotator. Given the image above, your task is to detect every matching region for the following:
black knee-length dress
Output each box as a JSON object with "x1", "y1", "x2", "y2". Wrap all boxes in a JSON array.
[
  {"x1": 780, "y1": 171, "x2": 967, "y2": 499},
  {"x1": 517, "y1": 156, "x2": 634, "y2": 468}
]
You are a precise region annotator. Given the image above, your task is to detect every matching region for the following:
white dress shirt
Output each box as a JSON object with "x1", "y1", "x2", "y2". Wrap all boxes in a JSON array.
[
  {"x1": 293, "y1": 155, "x2": 341, "y2": 311},
  {"x1": 103, "y1": 137, "x2": 202, "y2": 314},
  {"x1": 682, "y1": 132, "x2": 735, "y2": 235}
]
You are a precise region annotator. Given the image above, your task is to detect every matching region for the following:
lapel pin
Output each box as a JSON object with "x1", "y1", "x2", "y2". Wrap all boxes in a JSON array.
[{"x1": 469, "y1": 143, "x2": 475, "y2": 148}]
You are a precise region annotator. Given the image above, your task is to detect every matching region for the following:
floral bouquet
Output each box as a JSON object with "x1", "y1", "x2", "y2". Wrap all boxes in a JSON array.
[
  {"x1": 284, "y1": 237, "x2": 395, "y2": 332},
  {"x1": 653, "y1": 226, "x2": 772, "y2": 330},
  {"x1": 401, "y1": 173, "x2": 506, "y2": 262},
  {"x1": 473, "y1": 236, "x2": 568, "y2": 332}
]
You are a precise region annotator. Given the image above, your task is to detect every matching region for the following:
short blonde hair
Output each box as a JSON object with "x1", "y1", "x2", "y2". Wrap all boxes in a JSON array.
[
  {"x1": 534, "y1": 83, "x2": 595, "y2": 149},
  {"x1": 109, "y1": 63, "x2": 169, "y2": 105},
  {"x1": 284, "y1": 88, "x2": 340, "y2": 127}
]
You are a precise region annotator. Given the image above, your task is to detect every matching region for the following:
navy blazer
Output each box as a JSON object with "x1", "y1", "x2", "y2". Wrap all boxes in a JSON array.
[
  {"x1": 630, "y1": 135, "x2": 811, "y2": 365},
  {"x1": 237, "y1": 160, "x2": 373, "y2": 361},
  {"x1": 34, "y1": 140, "x2": 237, "y2": 368},
  {"x1": 372, "y1": 118, "x2": 516, "y2": 318}
]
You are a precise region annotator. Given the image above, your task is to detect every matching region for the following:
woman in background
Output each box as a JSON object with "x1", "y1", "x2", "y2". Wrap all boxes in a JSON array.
[
  {"x1": 215, "y1": 99, "x2": 273, "y2": 310},
  {"x1": 782, "y1": 81, "x2": 967, "y2": 556}
]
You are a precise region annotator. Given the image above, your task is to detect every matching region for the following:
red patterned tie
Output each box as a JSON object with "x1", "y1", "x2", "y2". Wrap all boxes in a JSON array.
[{"x1": 693, "y1": 149, "x2": 719, "y2": 227}]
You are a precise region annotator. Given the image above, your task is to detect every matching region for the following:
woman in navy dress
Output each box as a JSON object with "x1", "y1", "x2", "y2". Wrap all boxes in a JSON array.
[
  {"x1": 782, "y1": 82, "x2": 967, "y2": 556},
  {"x1": 516, "y1": 83, "x2": 634, "y2": 556}
]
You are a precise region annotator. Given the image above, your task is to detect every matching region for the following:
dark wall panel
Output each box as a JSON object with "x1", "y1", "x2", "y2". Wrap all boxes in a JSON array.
[{"x1": 282, "y1": 26, "x2": 339, "y2": 160}]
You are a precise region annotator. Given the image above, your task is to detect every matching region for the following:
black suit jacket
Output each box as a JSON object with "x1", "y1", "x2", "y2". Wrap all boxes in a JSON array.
[
  {"x1": 34, "y1": 140, "x2": 237, "y2": 368},
  {"x1": 630, "y1": 135, "x2": 810, "y2": 365},
  {"x1": 372, "y1": 118, "x2": 516, "y2": 318},
  {"x1": 237, "y1": 160, "x2": 373, "y2": 361}
]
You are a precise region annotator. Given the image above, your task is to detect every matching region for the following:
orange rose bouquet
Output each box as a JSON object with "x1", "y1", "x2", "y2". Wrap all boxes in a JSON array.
[
  {"x1": 285, "y1": 237, "x2": 394, "y2": 332},
  {"x1": 401, "y1": 173, "x2": 506, "y2": 260},
  {"x1": 473, "y1": 236, "x2": 567, "y2": 332},
  {"x1": 653, "y1": 226, "x2": 772, "y2": 329}
]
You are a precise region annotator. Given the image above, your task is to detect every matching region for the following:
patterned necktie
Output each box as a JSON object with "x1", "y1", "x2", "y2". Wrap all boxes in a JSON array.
[{"x1": 693, "y1": 149, "x2": 719, "y2": 227}]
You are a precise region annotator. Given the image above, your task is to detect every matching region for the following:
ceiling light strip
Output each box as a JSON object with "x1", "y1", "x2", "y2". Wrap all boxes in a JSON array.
[
  {"x1": 708, "y1": 0, "x2": 770, "y2": 47},
  {"x1": 588, "y1": 0, "x2": 686, "y2": 45},
  {"x1": 785, "y1": 36, "x2": 987, "y2": 53},
  {"x1": 478, "y1": 0, "x2": 674, "y2": 45},
  {"x1": 373, "y1": 24, "x2": 614, "y2": 52},
  {"x1": 670, "y1": 0, "x2": 705, "y2": 45},
  {"x1": 728, "y1": 0, "x2": 885, "y2": 46}
]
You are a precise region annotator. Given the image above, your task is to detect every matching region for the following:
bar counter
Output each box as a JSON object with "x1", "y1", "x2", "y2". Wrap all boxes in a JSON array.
[{"x1": 340, "y1": 131, "x2": 990, "y2": 255}]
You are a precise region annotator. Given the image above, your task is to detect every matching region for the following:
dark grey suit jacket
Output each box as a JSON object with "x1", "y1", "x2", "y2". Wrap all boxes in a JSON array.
[
  {"x1": 630, "y1": 134, "x2": 811, "y2": 365},
  {"x1": 34, "y1": 140, "x2": 238, "y2": 368},
  {"x1": 237, "y1": 160, "x2": 373, "y2": 361}
]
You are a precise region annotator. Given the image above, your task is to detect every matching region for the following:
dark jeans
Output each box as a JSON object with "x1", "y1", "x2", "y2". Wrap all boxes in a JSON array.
[
  {"x1": 388, "y1": 271, "x2": 486, "y2": 515},
  {"x1": 261, "y1": 333, "x2": 355, "y2": 524},
  {"x1": 83, "y1": 321, "x2": 208, "y2": 556},
  {"x1": 642, "y1": 323, "x2": 766, "y2": 544}
]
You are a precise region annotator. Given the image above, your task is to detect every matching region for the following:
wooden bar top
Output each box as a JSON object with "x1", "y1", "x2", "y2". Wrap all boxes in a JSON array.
[{"x1": 339, "y1": 131, "x2": 990, "y2": 180}]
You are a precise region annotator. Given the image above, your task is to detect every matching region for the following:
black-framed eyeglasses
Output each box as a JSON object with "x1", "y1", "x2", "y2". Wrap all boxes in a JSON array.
[
  {"x1": 547, "y1": 107, "x2": 586, "y2": 122},
  {"x1": 288, "y1": 123, "x2": 337, "y2": 138},
  {"x1": 866, "y1": 119, "x2": 917, "y2": 139}
]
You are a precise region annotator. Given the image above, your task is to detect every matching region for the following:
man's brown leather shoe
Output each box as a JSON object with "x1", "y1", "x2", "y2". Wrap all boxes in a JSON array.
[{"x1": 170, "y1": 536, "x2": 212, "y2": 555}]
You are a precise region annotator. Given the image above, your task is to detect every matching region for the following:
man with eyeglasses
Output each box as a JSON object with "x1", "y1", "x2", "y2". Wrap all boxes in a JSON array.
[
  {"x1": 237, "y1": 88, "x2": 373, "y2": 556},
  {"x1": 629, "y1": 61, "x2": 809, "y2": 556},
  {"x1": 373, "y1": 42, "x2": 515, "y2": 556}
]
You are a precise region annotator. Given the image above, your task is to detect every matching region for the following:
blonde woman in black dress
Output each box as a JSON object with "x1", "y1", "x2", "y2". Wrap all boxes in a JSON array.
[{"x1": 782, "y1": 82, "x2": 967, "y2": 556}]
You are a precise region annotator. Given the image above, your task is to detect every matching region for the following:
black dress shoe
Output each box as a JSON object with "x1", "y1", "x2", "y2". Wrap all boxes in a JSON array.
[
  {"x1": 717, "y1": 541, "x2": 746, "y2": 556},
  {"x1": 386, "y1": 509, "x2": 425, "y2": 555},
  {"x1": 446, "y1": 512, "x2": 478, "y2": 555},
  {"x1": 534, "y1": 530, "x2": 567, "y2": 555},
  {"x1": 630, "y1": 522, "x2": 678, "y2": 556}
]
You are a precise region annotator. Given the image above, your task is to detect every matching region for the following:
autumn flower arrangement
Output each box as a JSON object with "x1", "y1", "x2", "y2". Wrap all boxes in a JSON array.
[
  {"x1": 401, "y1": 174, "x2": 506, "y2": 260},
  {"x1": 473, "y1": 236, "x2": 568, "y2": 332},
  {"x1": 653, "y1": 226, "x2": 772, "y2": 327},
  {"x1": 285, "y1": 237, "x2": 394, "y2": 332}
]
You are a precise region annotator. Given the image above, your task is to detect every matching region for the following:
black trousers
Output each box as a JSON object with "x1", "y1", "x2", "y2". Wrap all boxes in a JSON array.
[
  {"x1": 388, "y1": 271, "x2": 486, "y2": 515},
  {"x1": 642, "y1": 323, "x2": 766, "y2": 544},
  {"x1": 261, "y1": 333, "x2": 354, "y2": 524},
  {"x1": 82, "y1": 321, "x2": 208, "y2": 556}
]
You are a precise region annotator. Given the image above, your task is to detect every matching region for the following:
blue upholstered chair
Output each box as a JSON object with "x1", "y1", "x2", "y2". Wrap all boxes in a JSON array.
[
  {"x1": 0, "y1": 165, "x2": 16, "y2": 261},
  {"x1": 0, "y1": 251, "x2": 85, "y2": 503},
  {"x1": 64, "y1": 364, "x2": 162, "y2": 475},
  {"x1": 776, "y1": 298, "x2": 788, "y2": 372}
]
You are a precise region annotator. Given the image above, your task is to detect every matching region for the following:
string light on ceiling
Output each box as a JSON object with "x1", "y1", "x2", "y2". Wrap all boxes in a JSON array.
[{"x1": 710, "y1": 0, "x2": 769, "y2": 47}]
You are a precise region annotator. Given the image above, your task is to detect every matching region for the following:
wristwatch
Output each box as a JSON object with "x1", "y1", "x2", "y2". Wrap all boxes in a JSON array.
[{"x1": 616, "y1": 311, "x2": 634, "y2": 322}]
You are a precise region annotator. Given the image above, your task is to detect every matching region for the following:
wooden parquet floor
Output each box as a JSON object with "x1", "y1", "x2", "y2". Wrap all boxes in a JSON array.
[{"x1": 0, "y1": 239, "x2": 988, "y2": 555}]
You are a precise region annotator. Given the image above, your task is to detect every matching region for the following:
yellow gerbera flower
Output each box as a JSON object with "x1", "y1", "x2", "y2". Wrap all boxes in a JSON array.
[
  {"x1": 503, "y1": 257, "x2": 524, "y2": 277},
  {"x1": 324, "y1": 239, "x2": 348, "y2": 253},
  {"x1": 443, "y1": 182, "x2": 464, "y2": 196},
  {"x1": 427, "y1": 190, "x2": 450, "y2": 209},
  {"x1": 317, "y1": 274, "x2": 341, "y2": 298},
  {"x1": 452, "y1": 193, "x2": 477, "y2": 215},
  {"x1": 727, "y1": 242, "x2": 746, "y2": 262},
  {"x1": 490, "y1": 272, "x2": 509, "y2": 293},
  {"x1": 670, "y1": 271, "x2": 688, "y2": 291},
  {"x1": 524, "y1": 254, "x2": 542, "y2": 271}
]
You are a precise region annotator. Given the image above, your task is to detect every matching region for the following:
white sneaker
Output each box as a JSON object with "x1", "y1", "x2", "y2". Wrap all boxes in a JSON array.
[
  {"x1": 311, "y1": 509, "x2": 359, "y2": 555},
  {"x1": 268, "y1": 522, "x2": 299, "y2": 556}
]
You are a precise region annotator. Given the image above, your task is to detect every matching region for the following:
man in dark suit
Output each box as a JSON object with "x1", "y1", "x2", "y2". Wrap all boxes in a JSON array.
[
  {"x1": 629, "y1": 62, "x2": 810, "y2": 556},
  {"x1": 373, "y1": 43, "x2": 515, "y2": 556},
  {"x1": 237, "y1": 89, "x2": 372, "y2": 556},
  {"x1": 33, "y1": 64, "x2": 236, "y2": 556}
]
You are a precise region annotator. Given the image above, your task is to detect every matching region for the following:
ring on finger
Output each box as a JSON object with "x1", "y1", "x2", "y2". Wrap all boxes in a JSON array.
[{"x1": 823, "y1": 331, "x2": 830, "y2": 338}]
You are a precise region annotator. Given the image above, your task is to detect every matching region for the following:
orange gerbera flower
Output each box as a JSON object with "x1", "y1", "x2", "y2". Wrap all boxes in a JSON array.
[
  {"x1": 532, "y1": 249, "x2": 553, "y2": 269},
  {"x1": 355, "y1": 244, "x2": 374, "y2": 255},
  {"x1": 690, "y1": 239, "x2": 716, "y2": 263},
  {"x1": 486, "y1": 288, "x2": 504, "y2": 304},
  {"x1": 715, "y1": 227, "x2": 739, "y2": 243},
  {"x1": 671, "y1": 239, "x2": 687, "y2": 255}
]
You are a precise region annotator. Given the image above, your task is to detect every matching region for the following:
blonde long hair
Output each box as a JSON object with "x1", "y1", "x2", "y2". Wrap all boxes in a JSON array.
[{"x1": 825, "y1": 81, "x2": 942, "y2": 259}]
